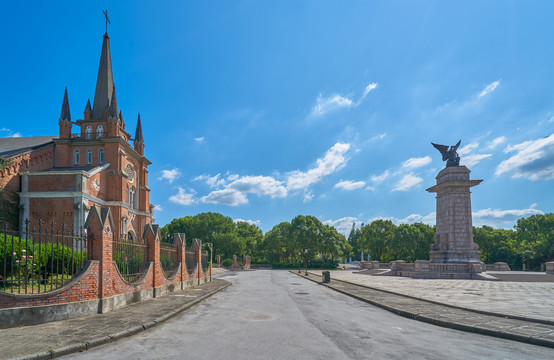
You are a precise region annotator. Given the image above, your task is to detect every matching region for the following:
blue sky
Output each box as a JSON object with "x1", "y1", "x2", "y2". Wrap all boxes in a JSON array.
[{"x1": 2, "y1": 1, "x2": 554, "y2": 235}]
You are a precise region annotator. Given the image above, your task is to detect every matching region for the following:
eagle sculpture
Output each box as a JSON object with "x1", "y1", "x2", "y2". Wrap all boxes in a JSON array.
[{"x1": 431, "y1": 140, "x2": 461, "y2": 167}]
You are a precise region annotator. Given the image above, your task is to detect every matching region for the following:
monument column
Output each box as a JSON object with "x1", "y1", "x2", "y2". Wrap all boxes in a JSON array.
[{"x1": 426, "y1": 166, "x2": 482, "y2": 263}]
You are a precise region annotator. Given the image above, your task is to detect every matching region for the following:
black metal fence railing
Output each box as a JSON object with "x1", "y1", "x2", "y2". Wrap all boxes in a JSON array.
[
  {"x1": 0, "y1": 220, "x2": 88, "y2": 295},
  {"x1": 201, "y1": 251, "x2": 209, "y2": 273},
  {"x1": 113, "y1": 234, "x2": 149, "y2": 283},
  {"x1": 185, "y1": 249, "x2": 196, "y2": 275},
  {"x1": 160, "y1": 240, "x2": 178, "y2": 279}
]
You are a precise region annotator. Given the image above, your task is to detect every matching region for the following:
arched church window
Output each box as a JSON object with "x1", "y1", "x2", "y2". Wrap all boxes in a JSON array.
[
  {"x1": 85, "y1": 126, "x2": 92, "y2": 139},
  {"x1": 86, "y1": 149, "x2": 92, "y2": 164},
  {"x1": 99, "y1": 149, "x2": 105, "y2": 164},
  {"x1": 73, "y1": 149, "x2": 80, "y2": 165},
  {"x1": 130, "y1": 186, "x2": 137, "y2": 209},
  {"x1": 96, "y1": 125, "x2": 104, "y2": 138}
]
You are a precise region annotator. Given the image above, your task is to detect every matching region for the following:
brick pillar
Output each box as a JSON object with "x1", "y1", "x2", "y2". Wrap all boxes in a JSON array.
[
  {"x1": 85, "y1": 205, "x2": 115, "y2": 300},
  {"x1": 174, "y1": 233, "x2": 188, "y2": 287},
  {"x1": 144, "y1": 224, "x2": 161, "y2": 290},
  {"x1": 192, "y1": 238, "x2": 204, "y2": 283}
]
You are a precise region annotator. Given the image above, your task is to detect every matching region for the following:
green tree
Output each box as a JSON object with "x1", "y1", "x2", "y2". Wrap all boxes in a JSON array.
[
  {"x1": 358, "y1": 220, "x2": 396, "y2": 262},
  {"x1": 512, "y1": 213, "x2": 554, "y2": 270}
]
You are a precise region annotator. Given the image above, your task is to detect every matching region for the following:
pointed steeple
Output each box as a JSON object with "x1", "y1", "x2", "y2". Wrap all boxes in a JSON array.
[
  {"x1": 91, "y1": 33, "x2": 115, "y2": 120},
  {"x1": 119, "y1": 110, "x2": 125, "y2": 127},
  {"x1": 135, "y1": 113, "x2": 144, "y2": 143},
  {"x1": 109, "y1": 84, "x2": 119, "y2": 118},
  {"x1": 134, "y1": 113, "x2": 144, "y2": 156},
  {"x1": 84, "y1": 99, "x2": 92, "y2": 120},
  {"x1": 59, "y1": 87, "x2": 71, "y2": 122}
]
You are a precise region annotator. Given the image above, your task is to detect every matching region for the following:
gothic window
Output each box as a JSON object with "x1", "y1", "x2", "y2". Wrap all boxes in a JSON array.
[
  {"x1": 73, "y1": 149, "x2": 80, "y2": 165},
  {"x1": 86, "y1": 149, "x2": 92, "y2": 164},
  {"x1": 96, "y1": 125, "x2": 104, "y2": 138},
  {"x1": 130, "y1": 186, "x2": 137, "y2": 209},
  {"x1": 99, "y1": 149, "x2": 105, "y2": 164},
  {"x1": 85, "y1": 126, "x2": 92, "y2": 140}
]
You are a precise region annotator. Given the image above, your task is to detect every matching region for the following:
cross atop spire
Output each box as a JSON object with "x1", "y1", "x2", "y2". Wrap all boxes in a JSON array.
[{"x1": 102, "y1": 9, "x2": 111, "y2": 34}]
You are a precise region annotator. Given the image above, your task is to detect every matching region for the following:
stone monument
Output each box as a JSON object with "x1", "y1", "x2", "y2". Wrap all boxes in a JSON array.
[
  {"x1": 383, "y1": 140, "x2": 486, "y2": 279},
  {"x1": 427, "y1": 165, "x2": 482, "y2": 263}
]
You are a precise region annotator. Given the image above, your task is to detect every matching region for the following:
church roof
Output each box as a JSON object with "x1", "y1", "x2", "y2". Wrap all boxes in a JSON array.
[
  {"x1": 91, "y1": 33, "x2": 116, "y2": 120},
  {"x1": 0, "y1": 136, "x2": 56, "y2": 157}
]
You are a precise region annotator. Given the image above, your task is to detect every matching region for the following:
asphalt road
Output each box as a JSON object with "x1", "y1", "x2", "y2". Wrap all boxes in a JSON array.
[{"x1": 64, "y1": 270, "x2": 552, "y2": 360}]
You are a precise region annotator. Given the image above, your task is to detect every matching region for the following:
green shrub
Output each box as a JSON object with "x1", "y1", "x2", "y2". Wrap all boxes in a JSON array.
[{"x1": 221, "y1": 258, "x2": 233, "y2": 267}]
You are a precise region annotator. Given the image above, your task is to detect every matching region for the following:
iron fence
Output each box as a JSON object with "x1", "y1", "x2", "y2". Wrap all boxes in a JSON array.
[
  {"x1": 160, "y1": 240, "x2": 179, "y2": 279},
  {"x1": 113, "y1": 234, "x2": 149, "y2": 283},
  {"x1": 185, "y1": 248, "x2": 196, "y2": 275},
  {"x1": 0, "y1": 220, "x2": 88, "y2": 295}
]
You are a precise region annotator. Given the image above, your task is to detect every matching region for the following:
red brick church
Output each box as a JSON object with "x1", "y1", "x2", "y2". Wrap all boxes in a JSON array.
[{"x1": 0, "y1": 29, "x2": 154, "y2": 239}]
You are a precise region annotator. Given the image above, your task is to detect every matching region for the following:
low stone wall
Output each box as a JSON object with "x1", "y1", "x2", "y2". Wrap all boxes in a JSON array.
[
  {"x1": 381, "y1": 259, "x2": 485, "y2": 279},
  {"x1": 546, "y1": 262, "x2": 554, "y2": 275},
  {"x1": 0, "y1": 206, "x2": 212, "y2": 328}
]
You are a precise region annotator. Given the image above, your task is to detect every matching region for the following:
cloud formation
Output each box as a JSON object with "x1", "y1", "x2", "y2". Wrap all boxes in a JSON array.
[
  {"x1": 169, "y1": 187, "x2": 196, "y2": 205},
  {"x1": 323, "y1": 216, "x2": 359, "y2": 235},
  {"x1": 478, "y1": 80, "x2": 501, "y2": 97},
  {"x1": 201, "y1": 188, "x2": 248, "y2": 206},
  {"x1": 310, "y1": 82, "x2": 378, "y2": 117},
  {"x1": 334, "y1": 180, "x2": 366, "y2": 191},
  {"x1": 487, "y1": 136, "x2": 507, "y2": 150},
  {"x1": 402, "y1": 156, "x2": 432, "y2": 169},
  {"x1": 234, "y1": 218, "x2": 261, "y2": 226},
  {"x1": 496, "y1": 134, "x2": 554, "y2": 180},
  {"x1": 287, "y1": 142, "x2": 350, "y2": 190},
  {"x1": 393, "y1": 173, "x2": 423, "y2": 191},
  {"x1": 194, "y1": 136, "x2": 205, "y2": 143},
  {"x1": 158, "y1": 168, "x2": 181, "y2": 183}
]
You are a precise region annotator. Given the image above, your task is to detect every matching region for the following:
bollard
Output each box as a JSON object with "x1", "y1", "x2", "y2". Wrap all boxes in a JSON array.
[{"x1": 322, "y1": 271, "x2": 330, "y2": 283}]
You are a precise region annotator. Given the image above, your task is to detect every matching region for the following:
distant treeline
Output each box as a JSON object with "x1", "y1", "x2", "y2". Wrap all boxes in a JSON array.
[{"x1": 161, "y1": 212, "x2": 554, "y2": 271}]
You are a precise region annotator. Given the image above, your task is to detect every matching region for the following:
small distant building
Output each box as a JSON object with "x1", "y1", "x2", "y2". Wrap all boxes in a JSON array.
[{"x1": 0, "y1": 29, "x2": 154, "y2": 239}]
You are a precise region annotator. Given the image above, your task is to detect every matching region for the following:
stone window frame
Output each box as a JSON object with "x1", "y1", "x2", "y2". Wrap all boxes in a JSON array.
[
  {"x1": 96, "y1": 124, "x2": 104, "y2": 138},
  {"x1": 98, "y1": 148, "x2": 105, "y2": 164},
  {"x1": 85, "y1": 125, "x2": 93, "y2": 140},
  {"x1": 86, "y1": 149, "x2": 92, "y2": 164},
  {"x1": 73, "y1": 149, "x2": 80, "y2": 165}
]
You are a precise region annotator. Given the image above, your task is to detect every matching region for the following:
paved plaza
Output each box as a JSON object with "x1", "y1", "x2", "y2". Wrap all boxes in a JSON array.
[{"x1": 327, "y1": 270, "x2": 554, "y2": 322}]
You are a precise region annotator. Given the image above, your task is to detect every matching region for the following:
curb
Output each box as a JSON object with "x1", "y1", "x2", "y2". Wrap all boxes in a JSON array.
[
  {"x1": 292, "y1": 271, "x2": 554, "y2": 349},
  {"x1": 14, "y1": 281, "x2": 231, "y2": 360}
]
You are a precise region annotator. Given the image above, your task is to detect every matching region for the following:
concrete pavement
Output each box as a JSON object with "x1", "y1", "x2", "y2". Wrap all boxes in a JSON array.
[{"x1": 296, "y1": 270, "x2": 554, "y2": 348}]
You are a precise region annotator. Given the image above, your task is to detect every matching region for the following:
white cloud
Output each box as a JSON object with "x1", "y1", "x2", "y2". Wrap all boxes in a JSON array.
[
  {"x1": 303, "y1": 191, "x2": 314, "y2": 203},
  {"x1": 487, "y1": 136, "x2": 507, "y2": 150},
  {"x1": 158, "y1": 168, "x2": 181, "y2": 183},
  {"x1": 362, "y1": 82, "x2": 378, "y2": 97},
  {"x1": 287, "y1": 142, "x2": 350, "y2": 190},
  {"x1": 152, "y1": 204, "x2": 163, "y2": 212},
  {"x1": 201, "y1": 188, "x2": 248, "y2": 206},
  {"x1": 311, "y1": 82, "x2": 378, "y2": 117},
  {"x1": 194, "y1": 136, "x2": 205, "y2": 143},
  {"x1": 366, "y1": 212, "x2": 436, "y2": 226},
  {"x1": 169, "y1": 187, "x2": 196, "y2": 206},
  {"x1": 458, "y1": 143, "x2": 479, "y2": 155},
  {"x1": 323, "y1": 217, "x2": 359, "y2": 236},
  {"x1": 371, "y1": 170, "x2": 389, "y2": 183},
  {"x1": 227, "y1": 176, "x2": 287, "y2": 198},
  {"x1": 194, "y1": 173, "x2": 226, "y2": 188},
  {"x1": 496, "y1": 134, "x2": 554, "y2": 180},
  {"x1": 393, "y1": 173, "x2": 423, "y2": 192},
  {"x1": 334, "y1": 180, "x2": 366, "y2": 191},
  {"x1": 402, "y1": 156, "x2": 432, "y2": 169},
  {"x1": 311, "y1": 94, "x2": 353, "y2": 117},
  {"x1": 0, "y1": 128, "x2": 21, "y2": 137},
  {"x1": 11, "y1": 132, "x2": 21, "y2": 138},
  {"x1": 369, "y1": 133, "x2": 387, "y2": 142},
  {"x1": 234, "y1": 219, "x2": 261, "y2": 226},
  {"x1": 461, "y1": 153, "x2": 492, "y2": 167},
  {"x1": 478, "y1": 80, "x2": 501, "y2": 97},
  {"x1": 472, "y1": 204, "x2": 544, "y2": 228}
]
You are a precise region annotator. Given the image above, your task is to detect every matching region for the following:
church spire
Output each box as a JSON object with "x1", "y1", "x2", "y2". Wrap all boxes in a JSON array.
[
  {"x1": 91, "y1": 33, "x2": 115, "y2": 120},
  {"x1": 134, "y1": 113, "x2": 144, "y2": 155},
  {"x1": 109, "y1": 84, "x2": 119, "y2": 119},
  {"x1": 59, "y1": 87, "x2": 71, "y2": 122}
]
